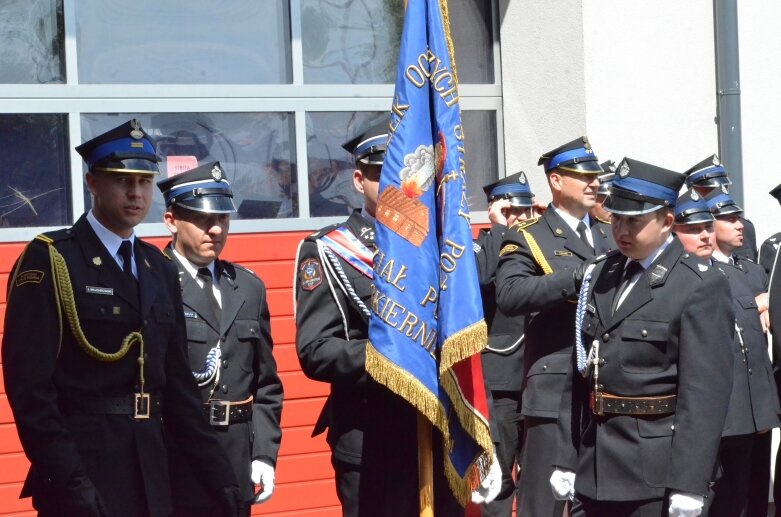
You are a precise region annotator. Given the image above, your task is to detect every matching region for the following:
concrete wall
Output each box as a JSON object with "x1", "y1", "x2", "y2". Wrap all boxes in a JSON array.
[{"x1": 499, "y1": 0, "x2": 781, "y2": 246}]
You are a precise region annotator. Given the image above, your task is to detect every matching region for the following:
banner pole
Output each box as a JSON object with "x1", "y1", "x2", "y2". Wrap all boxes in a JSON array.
[{"x1": 418, "y1": 413, "x2": 434, "y2": 517}]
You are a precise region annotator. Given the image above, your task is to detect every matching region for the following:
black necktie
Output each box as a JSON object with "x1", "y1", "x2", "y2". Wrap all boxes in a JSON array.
[
  {"x1": 576, "y1": 221, "x2": 594, "y2": 254},
  {"x1": 197, "y1": 267, "x2": 222, "y2": 322},
  {"x1": 118, "y1": 240, "x2": 135, "y2": 281},
  {"x1": 612, "y1": 260, "x2": 644, "y2": 314}
]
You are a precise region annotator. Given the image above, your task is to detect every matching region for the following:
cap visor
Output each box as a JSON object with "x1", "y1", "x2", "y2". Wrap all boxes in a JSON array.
[
  {"x1": 675, "y1": 211, "x2": 714, "y2": 225},
  {"x1": 554, "y1": 161, "x2": 603, "y2": 174},
  {"x1": 603, "y1": 193, "x2": 666, "y2": 216},
  {"x1": 175, "y1": 196, "x2": 237, "y2": 214},
  {"x1": 93, "y1": 158, "x2": 160, "y2": 175}
]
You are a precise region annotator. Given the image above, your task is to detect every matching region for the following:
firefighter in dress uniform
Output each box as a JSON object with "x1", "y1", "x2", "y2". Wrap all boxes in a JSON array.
[
  {"x1": 473, "y1": 171, "x2": 533, "y2": 517},
  {"x1": 495, "y1": 136, "x2": 615, "y2": 517},
  {"x1": 2, "y1": 120, "x2": 242, "y2": 517},
  {"x1": 702, "y1": 189, "x2": 779, "y2": 517},
  {"x1": 551, "y1": 157, "x2": 735, "y2": 517},
  {"x1": 158, "y1": 162, "x2": 283, "y2": 516}
]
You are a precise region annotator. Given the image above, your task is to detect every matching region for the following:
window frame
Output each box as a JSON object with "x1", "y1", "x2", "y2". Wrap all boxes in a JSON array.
[{"x1": 0, "y1": 0, "x2": 502, "y2": 242}]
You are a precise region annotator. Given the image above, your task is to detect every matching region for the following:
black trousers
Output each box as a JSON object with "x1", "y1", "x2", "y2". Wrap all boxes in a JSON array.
[
  {"x1": 482, "y1": 393, "x2": 523, "y2": 517},
  {"x1": 516, "y1": 416, "x2": 565, "y2": 517},
  {"x1": 332, "y1": 458, "x2": 361, "y2": 517},
  {"x1": 706, "y1": 433, "x2": 754, "y2": 517}
]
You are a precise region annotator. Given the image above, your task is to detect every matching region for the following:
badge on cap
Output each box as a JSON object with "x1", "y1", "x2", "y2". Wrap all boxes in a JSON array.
[
  {"x1": 211, "y1": 165, "x2": 223, "y2": 181},
  {"x1": 691, "y1": 191, "x2": 699, "y2": 201},
  {"x1": 712, "y1": 155, "x2": 721, "y2": 166},
  {"x1": 720, "y1": 184, "x2": 729, "y2": 194},
  {"x1": 130, "y1": 120, "x2": 144, "y2": 140},
  {"x1": 618, "y1": 162, "x2": 630, "y2": 178},
  {"x1": 519, "y1": 172, "x2": 527, "y2": 185}
]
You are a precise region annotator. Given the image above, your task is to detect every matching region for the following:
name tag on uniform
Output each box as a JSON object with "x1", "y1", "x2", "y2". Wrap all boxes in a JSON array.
[
  {"x1": 184, "y1": 310, "x2": 198, "y2": 319},
  {"x1": 86, "y1": 286, "x2": 114, "y2": 296},
  {"x1": 554, "y1": 250, "x2": 572, "y2": 256}
]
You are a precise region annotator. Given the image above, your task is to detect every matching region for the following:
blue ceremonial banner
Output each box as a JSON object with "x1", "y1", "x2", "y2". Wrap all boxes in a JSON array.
[{"x1": 366, "y1": 0, "x2": 492, "y2": 504}]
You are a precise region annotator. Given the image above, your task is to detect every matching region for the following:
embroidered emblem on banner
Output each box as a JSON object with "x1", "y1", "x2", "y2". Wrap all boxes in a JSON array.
[{"x1": 300, "y1": 258, "x2": 323, "y2": 291}]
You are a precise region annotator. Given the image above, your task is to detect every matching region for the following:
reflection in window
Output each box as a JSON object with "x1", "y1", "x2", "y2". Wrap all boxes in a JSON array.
[
  {"x1": 0, "y1": 0, "x2": 65, "y2": 84},
  {"x1": 461, "y1": 111, "x2": 497, "y2": 212},
  {"x1": 0, "y1": 114, "x2": 70, "y2": 227},
  {"x1": 302, "y1": 0, "x2": 493, "y2": 84},
  {"x1": 80, "y1": 113, "x2": 297, "y2": 221},
  {"x1": 75, "y1": 1, "x2": 291, "y2": 84},
  {"x1": 306, "y1": 112, "x2": 387, "y2": 217},
  {"x1": 306, "y1": 111, "x2": 496, "y2": 215}
]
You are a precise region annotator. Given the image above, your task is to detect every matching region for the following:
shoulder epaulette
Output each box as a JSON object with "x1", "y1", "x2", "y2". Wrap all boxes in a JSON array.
[
  {"x1": 34, "y1": 227, "x2": 73, "y2": 245},
  {"x1": 138, "y1": 240, "x2": 172, "y2": 260},
  {"x1": 307, "y1": 222, "x2": 342, "y2": 240},
  {"x1": 511, "y1": 217, "x2": 540, "y2": 233},
  {"x1": 232, "y1": 262, "x2": 258, "y2": 277},
  {"x1": 680, "y1": 254, "x2": 711, "y2": 277}
]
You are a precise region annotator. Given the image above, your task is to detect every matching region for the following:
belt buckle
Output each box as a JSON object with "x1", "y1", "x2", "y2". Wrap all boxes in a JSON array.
[
  {"x1": 590, "y1": 391, "x2": 605, "y2": 416},
  {"x1": 134, "y1": 393, "x2": 151, "y2": 420},
  {"x1": 209, "y1": 400, "x2": 230, "y2": 426}
]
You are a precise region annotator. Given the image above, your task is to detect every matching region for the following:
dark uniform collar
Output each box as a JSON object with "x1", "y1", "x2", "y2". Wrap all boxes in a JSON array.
[{"x1": 344, "y1": 209, "x2": 375, "y2": 248}]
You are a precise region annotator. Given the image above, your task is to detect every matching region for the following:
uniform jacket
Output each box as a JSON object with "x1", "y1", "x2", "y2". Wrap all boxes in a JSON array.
[
  {"x1": 1, "y1": 215, "x2": 236, "y2": 517},
  {"x1": 294, "y1": 210, "x2": 463, "y2": 516},
  {"x1": 294, "y1": 210, "x2": 374, "y2": 464},
  {"x1": 759, "y1": 232, "x2": 781, "y2": 275},
  {"x1": 474, "y1": 224, "x2": 524, "y2": 393},
  {"x1": 168, "y1": 247, "x2": 283, "y2": 504},
  {"x1": 713, "y1": 258, "x2": 779, "y2": 436},
  {"x1": 495, "y1": 206, "x2": 614, "y2": 418},
  {"x1": 556, "y1": 238, "x2": 735, "y2": 500}
]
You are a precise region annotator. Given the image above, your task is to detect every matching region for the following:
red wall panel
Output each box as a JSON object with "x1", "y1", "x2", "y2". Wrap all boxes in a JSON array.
[
  {"x1": 0, "y1": 232, "x2": 342, "y2": 516},
  {"x1": 0, "y1": 227, "x2": 489, "y2": 515}
]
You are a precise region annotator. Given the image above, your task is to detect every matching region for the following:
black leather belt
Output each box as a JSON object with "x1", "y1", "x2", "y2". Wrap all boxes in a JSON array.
[
  {"x1": 203, "y1": 395, "x2": 253, "y2": 426},
  {"x1": 590, "y1": 391, "x2": 676, "y2": 416},
  {"x1": 60, "y1": 394, "x2": 162, "y2": 420}
]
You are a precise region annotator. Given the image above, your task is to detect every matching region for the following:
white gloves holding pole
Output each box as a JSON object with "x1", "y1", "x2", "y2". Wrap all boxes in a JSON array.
[
  {"x1": 668, "y1": 492, "x2": 704, "y2": 517},
  {"x1": 549, "y1": 469, "x2": 576, "y2": 501},
  {"x1": 548, "y1": 470, "x2": 703, "y2": 517},
  {"x1": 470, "y1": 453, "x2": 502, "y2": 505},
  {"x1": 250, "y1": 460, "x2": 275, "y2": 504}
]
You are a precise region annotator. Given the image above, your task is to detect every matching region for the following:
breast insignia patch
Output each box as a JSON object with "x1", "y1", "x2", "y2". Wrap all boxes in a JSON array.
[{"x1": 300, "y1": 258, "x2": 323, "y2": 291}]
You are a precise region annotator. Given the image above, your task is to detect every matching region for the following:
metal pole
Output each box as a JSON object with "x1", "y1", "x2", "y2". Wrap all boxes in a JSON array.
[{"x1": 713, "y1": 0, "x2": 744, "y2": 205}]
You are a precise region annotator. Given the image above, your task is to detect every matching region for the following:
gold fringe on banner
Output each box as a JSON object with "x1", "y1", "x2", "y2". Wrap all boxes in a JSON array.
[
  {"x1": 367, "y1": 336, "x2": 494, "y2": 507},
  {"x1": 437, "y1": 0, "x2": 459, "y2": 86},
  {"x1": 439, "y1": 320, "x2": 487, "y2": 374},
  {"x1": 366, "y1": 342, "x2": 449, "y2": 436}
]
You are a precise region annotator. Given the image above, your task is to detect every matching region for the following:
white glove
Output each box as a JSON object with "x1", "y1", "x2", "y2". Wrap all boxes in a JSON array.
[
  {"x1": 470, "y1": 453, "x2": 502, "y2": 505},
  {"x1": 549, "y1": 469, "x2": 576, "y2": 501},
  {"x1": 250, "y1": 460, "x2": 275, "y2": 504},
  {"x1": 668, "y1": 491, "x2": 704, "y2": 517}
]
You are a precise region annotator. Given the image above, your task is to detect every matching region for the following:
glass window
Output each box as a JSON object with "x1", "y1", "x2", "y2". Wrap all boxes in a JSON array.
[
  {"x1": 80, "y1": 113, "x2": 297, "y2": 222},
  {"x1": 302, "y1": 0, "x2": 494, "y2": 84},
  {"x1": 461, "y1": 110, "x2": 497, "y2": 212},
  {"x1": 0, "y1": 114, "x2": 70, "y2": 228},
  {"x1": 75, "y1": 1, "x2": 291, "y2": 84},
  {"x1": 0, "y1": 0, "x2": 65, "y2": 84},
  {"x1": 307, "y1": 110, "x2": 496, "y2": 215},
  {"x1": 306, "y1": 112, "x2": 387, "y2": 217}
]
